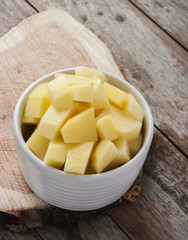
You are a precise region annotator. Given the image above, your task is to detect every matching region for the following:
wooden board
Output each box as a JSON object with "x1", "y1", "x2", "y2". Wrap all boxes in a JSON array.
[{"x1": 0, "y1": 9, "x2": 140, "y2": 231}]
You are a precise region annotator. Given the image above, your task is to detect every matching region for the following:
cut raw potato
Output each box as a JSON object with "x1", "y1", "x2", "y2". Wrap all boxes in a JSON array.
[
  {"x1": 103, "y1": 82, "x2": 128, "y2": 109},
  {"x1": 26, "y1": 127, "x2": 49, "y2": 160},
  {"x1": 47, "y1": 76, "x2": 73, "y2": 108},
  {"x1": 23, "y1": 66, "x2": 144, "y2": 174},
  {"x1": 22, "y1": 115, "x2": 39, "y2": 124},
  {"x1": 75, "y1": 102, "x2": 91, "y2": 113},
  {"x1": 92, "y1": 79, "x2": 109, "y2": 110},
  {"x1": 97, "y1": 105, "x2": 142, "y2": 142},
  {"x1": 22, "y1": 104, "x2": 39, "y2": 124},
  {"x1": 110, "y1": 105, "x2": 142, "y2": 141},
  {"x1": 75, "y1": 66, "x2": 107, "y2": 82},
  {"x1": 105, "y1": 138, "x2": 130, "y2": 171},
  {"x1": 129, "y1": 133, "x2": 143, "y2": 157},
  {"x1": 96, "y1": 115, "x2": 118, "y2": 141},
  {"x1": 123, "y1": 93, "x2": 144, "y2": 122},
  {"x1": 71, "y1": 83, "x2": 93, "y2": 102},
  {"x1": 64, "y1": 141, "x2": 96, "y2": 174},
  {"x1": 44, "y1": 138, "x2": 68, "y2": 169},
  {"x1": 61, "y1": 108, "x2": 98, "y2": 143},
  {"x1": 55, "y1": 73, "x2": 97, "y2": 85},
  {"x1": 91, "y1": 140, "x2": 119, "y2": 173},
  {"x1": 85, "y1": 162, "x2": 96, "y2": 174},
  {"x1": 37, "y1": 104, "x2": 76, "y2": 140},
  {"x1": 25, "y1": 83, "x2": 51, "y2": 118}
]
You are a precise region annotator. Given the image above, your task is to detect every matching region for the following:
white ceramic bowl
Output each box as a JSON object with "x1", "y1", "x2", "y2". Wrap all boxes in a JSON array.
[{"x1": 13, "y1": 68, "x2": 153, "y2": 211}]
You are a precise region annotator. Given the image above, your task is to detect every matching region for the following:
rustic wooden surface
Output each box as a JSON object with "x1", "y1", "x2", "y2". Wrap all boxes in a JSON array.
[{"x1": 0, "y1": 0, "x2": 187, "y2": 239}]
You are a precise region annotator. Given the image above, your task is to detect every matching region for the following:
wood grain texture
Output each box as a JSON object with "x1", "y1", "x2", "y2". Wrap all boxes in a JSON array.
[
  {"x1": 29, "y1": 0, "x2": 188, "y2": 155},
  {"x1": 108, "y1": 128, "x2": 188, "y2": 240},
  {"x1": 0, "y1": 228, "x2": 41, "y2": 240},
  {"x1": 130, "y1": 0, "x2": 188, "y2": 49},
  {"x1": 35, "y1": 215, "x2": 129, "y2": 240},
  {"x1": 0, "y1": 0, "x2": 36, "y2": 37}
]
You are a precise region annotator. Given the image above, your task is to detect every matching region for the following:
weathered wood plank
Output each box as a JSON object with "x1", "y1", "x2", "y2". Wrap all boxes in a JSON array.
[
  {"x1": 0, "y1": 228, "x2": 41, "y2": 240},
  {"x1": 130, "y1": 0, "x2": 188, "y2": 50},
  {"x1": 143, "y1": 129, "x2": 188, "y2": 215},
  {"x1": 108, "y1": 128, "x2": 188, "y2": 240},
  {"x1": 36, "y1": 215, "x2": 129, "y2": 240},
  {"x1": 28, "y1": 0, "x2": 188, "y2": 155},
  {"x1": 0, "y1": 0, "x2": 36, "y2": 37}
]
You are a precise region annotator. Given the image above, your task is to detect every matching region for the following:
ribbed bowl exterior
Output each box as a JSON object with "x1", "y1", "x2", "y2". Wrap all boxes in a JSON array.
[{"x1": 13, "y1": 68, "x2": 153, "y2": 211}]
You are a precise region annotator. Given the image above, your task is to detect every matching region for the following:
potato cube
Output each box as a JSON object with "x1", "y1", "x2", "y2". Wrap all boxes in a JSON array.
[
  {"x1": 123, "y1": 93, "x2": 144, "y2": 122},
  {"x1": 75, "y1": 66, "x2": 107, "y2": 82},
  {"x1": 111, "y1": 105, "x2": 142, "y2": 141},
  {"x1": 97, "y1": 105, "x2": 142, "y2": 142},
  {"x1": 64, "y1": 141, "x2": 96, "y2": 174},
  {"x1": 75, "y1": 102, "x2": 91, "y2": 113},
  {"x1": 85, "y1": 162, "x2": 96, "y2": 174},
  {"x1": 92, "y1": 79, "x2": 109, "y2": 110},
  {"x1": 37, "y1": 104, "x2": 75, "y2": 140},
  {"x1": 22, "y1": 103, "x2": 39, "y2": 124},
  {"x1": 71, "y1": 83, "x2": 93, "y2": 102},
  {"x1": 103, "y1": 82, "x2": 128, "y2": 109},
  {"x1": 55, "y1": 73, "x2": 97, "y2": 86},
  {"x1": 129, "y1": 133, "x2": 142, "y2": 157},
  {"x1": 106, "y1": 138, "x2": 130, "y2": 171},
  {"x1": 61, "y1": 108, "x2": 98, "y2": 143},
  {"x1": 91, "y1": 140, "x2": 119, "y2": 173},
  {"x1": 44, "y1": 138, "x2": 68, "y2": 169},
  {"x1": 96, "y1": 115, "x2": 118, "y2": 141},
  {"x1": 26, "y1": 127, "x2": 49, "y2": 160},
  {"x1": 25, "y1": 83, "x2": 50, "y2": 118},
  {"x1": 47, "y1": 76, "x2": 73, "y2": 108}
]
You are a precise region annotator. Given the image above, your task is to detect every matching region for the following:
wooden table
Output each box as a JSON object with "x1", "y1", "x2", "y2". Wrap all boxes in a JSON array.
[{"x1": 0, "y1": 0, "x2": 187, "y2": 239}]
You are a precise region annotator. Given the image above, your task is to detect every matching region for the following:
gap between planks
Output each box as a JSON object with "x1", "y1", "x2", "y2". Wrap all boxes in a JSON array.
[
  {"x1": 25, "y1": 0, "x2": 39, "y2": 12},
  {"x1": 128, "y1": 0, "x2": 188, "y2": 51},
  {"x1": 154, "y1": 124, "x2": 188, "y2": 159}
]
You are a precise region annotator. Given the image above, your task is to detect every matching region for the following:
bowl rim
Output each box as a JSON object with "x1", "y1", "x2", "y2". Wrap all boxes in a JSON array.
[{"x1": 13, "y1": 67, "x2": 154, "y2": 180}]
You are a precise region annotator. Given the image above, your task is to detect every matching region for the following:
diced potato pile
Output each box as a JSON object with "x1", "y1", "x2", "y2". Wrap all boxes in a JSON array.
[{"x1": 23, "y1": 66, "x2": 143, "y2": 174}]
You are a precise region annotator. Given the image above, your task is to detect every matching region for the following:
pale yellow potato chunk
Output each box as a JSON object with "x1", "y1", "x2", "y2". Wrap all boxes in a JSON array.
[
  {"x1": 123, "y1": 93, "x2": 144, "y2": 122},
  {"x1": 103, "y1": 82, "x2": 128, "y2": 109},
  {"x1": 64, "y1": 141, "x2": 96, "y2": 174},
  {"x1": 96, "y1": 115, "x2": 118, "y2": 141},
  {"x1": 25, "y1": 83, "x2": 51, "y2": 118},
  {"x1": 97, "y1": 105, "x2": 142, "y2": 142},
  {"x1": 47, "y1": 76, "x2": 73, "y2": 108},
  {"x1": 37, "y1": 104, "x2": 76, "y2": 140},
  {"x1": 106, "y1": 138, "x2": 130, "y2": 171},
  {"x1": 55, "y1": 73, "x2": 97, "y2": 86},
  {"x1": 129, "y1": 133, "x2": 142, "y2": 157},
  {"x1": 85, "y1": 162, "x2": 96, "y2": 174},
  {"x1": 92, "y1": 79, "x2": 109, "y2": 110},
  {"x1": 22, "y1": 103, "x2": 39, "y2": 124},
  {"x1": 75, "y1": 66, "x2": 107, "y2": 83},
  {"x1": 26, "y1": 127, "x2": 49, "y2": 160},
  {"x1": 44, "y1": 138, "x2": 68, "y2": 169},
  {"x1": 91, "y1": 140, "x2": 119, "y2": 173},
  {"x1": 71, "y1": 83, "x2": 93, "y2": 102},
  {"x1": 75, "y1": 102, "x2": 91, "y2": 114},
  {"x1": 61, "y1": 108, "x2": 98, "y2": 143}
]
